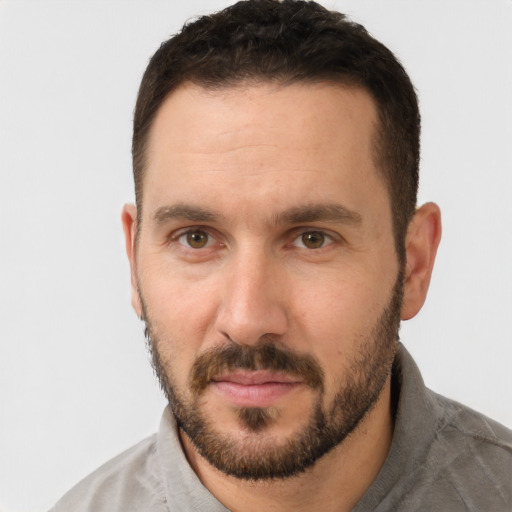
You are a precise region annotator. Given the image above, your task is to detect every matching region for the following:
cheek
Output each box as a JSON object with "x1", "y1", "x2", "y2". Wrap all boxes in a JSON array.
[
  {"x1": 140, "y1": 267, "x2": 221, "y2": 375},
  {"x1": 291, "y1": 272, "x2": 391, "y2": 370}
]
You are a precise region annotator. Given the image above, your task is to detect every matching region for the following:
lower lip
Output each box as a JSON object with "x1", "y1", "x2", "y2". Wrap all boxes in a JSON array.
[{"x1": 211, "y1": 381, "x2": 300, "y2": 408}]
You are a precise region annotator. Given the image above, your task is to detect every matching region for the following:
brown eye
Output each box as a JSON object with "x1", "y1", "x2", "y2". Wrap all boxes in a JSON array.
[
  {"x1": 183, "y1": 230, "x2": 210, "y2": 249},
  {"x1": 301, "y1": 231, "x2": 325, "y2": 249}
]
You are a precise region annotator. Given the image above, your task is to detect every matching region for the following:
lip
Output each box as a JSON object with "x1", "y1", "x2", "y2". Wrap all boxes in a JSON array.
[{"x1": 210, "y1": 371, "x2": 302, "y2": 407}]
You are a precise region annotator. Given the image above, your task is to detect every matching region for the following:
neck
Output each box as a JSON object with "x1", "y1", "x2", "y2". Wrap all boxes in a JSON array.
[{"x1": 180, "y1": 377, "x2": 394, "y2": 512}]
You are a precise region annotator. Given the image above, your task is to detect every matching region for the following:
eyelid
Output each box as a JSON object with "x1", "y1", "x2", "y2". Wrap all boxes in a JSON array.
[
  {"x1": 179, "y1": 230, "x2": 214, "y2": 249},
  {"x1": 166, "y1": 225, "x2": 342, "y2": 250},
  {"x1": 168, "y1": 226, "x2": 221, "y2": 248},
  {"x1": 290, "y1": 228, "x2": 340, "y2": 249}
]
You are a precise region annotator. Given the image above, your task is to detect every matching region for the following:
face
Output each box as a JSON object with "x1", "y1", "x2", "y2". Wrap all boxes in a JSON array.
[{"x1": 128, "y1": 82, "x2": 402, "y2": 479}]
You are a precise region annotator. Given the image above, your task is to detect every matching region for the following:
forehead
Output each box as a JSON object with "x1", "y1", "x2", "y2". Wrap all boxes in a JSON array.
[
  {"x1": 142, "y1": 81, "x2": 388, "y2": 224},
  {"x1": 147, "y1": 80, "x2": 378, "y2": 163}
]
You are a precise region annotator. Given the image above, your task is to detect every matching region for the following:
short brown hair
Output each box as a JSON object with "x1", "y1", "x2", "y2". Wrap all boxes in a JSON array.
[{"x1": 132, "y1": 0, "x2": 420, "y2": 261}]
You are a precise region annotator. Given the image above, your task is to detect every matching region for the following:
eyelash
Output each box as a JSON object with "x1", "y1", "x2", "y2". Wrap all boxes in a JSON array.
[
  {"x1": 177, "y1": 229, "x2": 217, "y2": 249},
  {"x1": 170, "y1": 227, "x2": 339, "y2": 251},
  {"x1": 300, "y1": 230, "x2": 336, "y2": 248}
]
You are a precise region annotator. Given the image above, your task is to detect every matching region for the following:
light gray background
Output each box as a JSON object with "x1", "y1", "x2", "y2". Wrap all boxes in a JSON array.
[{"x1": 1, "y1": 1, "x2": 511, "y2": 511}]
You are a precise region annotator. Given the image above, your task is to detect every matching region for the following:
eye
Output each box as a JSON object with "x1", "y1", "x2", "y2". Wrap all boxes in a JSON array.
[
  {"x1": 293, "y1": 231, "x2": 333, "y2": 249},
  {"x1": 178, "y1": 229, "x2": 214, "y2": 249}
]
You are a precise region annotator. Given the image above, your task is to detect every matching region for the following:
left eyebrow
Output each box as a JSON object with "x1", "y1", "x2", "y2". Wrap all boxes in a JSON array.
[{"x1": 274, "y1": 203, "x2": 363, "y2": 226}]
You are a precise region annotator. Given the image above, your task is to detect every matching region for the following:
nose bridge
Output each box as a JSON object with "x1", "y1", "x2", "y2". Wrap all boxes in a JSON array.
[{"x1": 216, "y1": 243, "x2": 288, "y2": 345}]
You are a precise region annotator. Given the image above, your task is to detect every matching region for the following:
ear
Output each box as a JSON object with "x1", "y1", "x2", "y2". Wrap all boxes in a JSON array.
[
  {"x1": 401, "y1": 202, "x2": 442, "y2": 320},
  {"x1": 121, "y1": 203, "x2": 143, "y2": 318}
]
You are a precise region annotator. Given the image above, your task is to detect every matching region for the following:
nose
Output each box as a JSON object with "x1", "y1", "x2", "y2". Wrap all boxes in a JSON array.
[{"x1": 215, "y1": 247, "x2": 289, "y2": 346}]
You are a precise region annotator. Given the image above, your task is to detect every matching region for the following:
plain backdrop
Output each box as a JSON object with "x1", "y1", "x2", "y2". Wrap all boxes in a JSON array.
[{"x1": 1, "y1": 1, "x2": 511, "y2": 511}]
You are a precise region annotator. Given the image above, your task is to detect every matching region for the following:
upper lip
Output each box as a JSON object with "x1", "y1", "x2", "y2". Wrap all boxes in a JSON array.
[{"x1": 211, "y1": 370, "x2": 301, "y2": 386}]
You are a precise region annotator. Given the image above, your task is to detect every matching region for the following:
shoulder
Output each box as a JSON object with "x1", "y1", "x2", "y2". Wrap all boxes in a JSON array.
[
  {"x1": 431, "y1": 389, "x2": 512, "y2": 453},
  {"x1": 50, "y1": 434, "x2": 168, "y2": 512},
  {"x1": 422, "y1": 390, "x2": 512, "y2": 509},
  {"x1": 362, "y1": 344, "x2": 512, "y2": 512}
]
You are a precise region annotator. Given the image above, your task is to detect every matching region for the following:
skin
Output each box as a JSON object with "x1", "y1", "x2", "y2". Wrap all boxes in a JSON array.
[{"x1": 122, "y1": 82, "x2": 441, "y2": 511}]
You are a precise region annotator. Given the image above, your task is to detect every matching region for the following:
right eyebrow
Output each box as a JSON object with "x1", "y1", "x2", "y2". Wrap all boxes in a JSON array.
[{"x1": 152, "y1": 204, "x2": 220, "y2": 225}]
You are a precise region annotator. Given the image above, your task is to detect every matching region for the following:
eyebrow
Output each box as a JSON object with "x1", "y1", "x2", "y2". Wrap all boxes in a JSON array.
[
  {"x1": 152, "y1": 202, "x2": 362, "y2": 227},
  {"x1": 153, "y1": 204, "x2": 220, "y2": 225},
  {"x1": 275, "y1": 203, "x2": 362, "y2": 226}
]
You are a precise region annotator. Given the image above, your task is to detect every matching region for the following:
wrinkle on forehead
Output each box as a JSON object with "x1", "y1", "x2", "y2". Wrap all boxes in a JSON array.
[{"x1": 182, "y1": 142, "x2": 279, "y2": 156}]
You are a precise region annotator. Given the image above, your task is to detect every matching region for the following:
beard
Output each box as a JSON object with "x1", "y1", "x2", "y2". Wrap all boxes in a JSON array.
[{"x1": 142, "y1": 271, "x2": 403, "y2": 481}]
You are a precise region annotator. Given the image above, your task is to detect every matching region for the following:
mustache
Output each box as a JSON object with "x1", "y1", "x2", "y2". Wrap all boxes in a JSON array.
[{"x1": 190, "y1": 341, "x2": 324, "y2": 395}]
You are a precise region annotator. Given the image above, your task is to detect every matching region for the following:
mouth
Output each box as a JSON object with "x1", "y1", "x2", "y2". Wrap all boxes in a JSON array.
[{"x1": 210, "y1": 370, "x2": 303, "y2": 408}]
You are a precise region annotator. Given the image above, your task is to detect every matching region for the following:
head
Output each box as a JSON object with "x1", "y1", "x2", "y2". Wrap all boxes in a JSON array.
[
  {"x1": 132, "y1": 0, "x2": 421, "y2": 263},
  {"x1": 123, "y1": 0, "x2": 441, "y2": 481}
]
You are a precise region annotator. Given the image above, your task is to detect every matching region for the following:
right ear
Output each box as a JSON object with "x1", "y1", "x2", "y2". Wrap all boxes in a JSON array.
[{"x1": 121, "y1": 204, "x2": 142, "y2": 318}]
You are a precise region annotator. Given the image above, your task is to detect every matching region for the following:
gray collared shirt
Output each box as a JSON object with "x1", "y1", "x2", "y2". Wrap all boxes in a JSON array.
[{"x1": 51, "y1": 344, "x2": 512, "y2": 511}]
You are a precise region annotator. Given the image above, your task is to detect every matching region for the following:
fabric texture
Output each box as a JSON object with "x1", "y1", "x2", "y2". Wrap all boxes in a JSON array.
[{"x1": 51, "y1": 344, "x2": 512, "y2": 511}]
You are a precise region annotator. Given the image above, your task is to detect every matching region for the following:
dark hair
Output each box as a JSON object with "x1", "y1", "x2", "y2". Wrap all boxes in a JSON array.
[{"x1": 133, "y1": 0, "x2": 420, "y2": 260}]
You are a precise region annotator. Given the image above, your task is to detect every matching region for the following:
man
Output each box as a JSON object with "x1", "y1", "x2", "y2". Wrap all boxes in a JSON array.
[{"x1": 51, "y1": 1, "x2": 512, "y2": 510}]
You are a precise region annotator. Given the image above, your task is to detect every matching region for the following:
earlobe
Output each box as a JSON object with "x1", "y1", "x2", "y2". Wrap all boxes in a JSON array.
[
  {"x1": 121, "y1": 204, "x2": 142, "y2": 318},
  {"x1": 401, "y1": 202, "x2": 442, "y2": 320}
]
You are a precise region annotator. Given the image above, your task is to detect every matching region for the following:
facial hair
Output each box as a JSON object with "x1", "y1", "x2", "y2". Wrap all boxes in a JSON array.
[{"x1": 142, "y1": 271, "x2": 403, "y2": 480}]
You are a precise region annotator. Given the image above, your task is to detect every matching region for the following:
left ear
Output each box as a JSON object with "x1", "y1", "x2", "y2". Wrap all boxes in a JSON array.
[{"x1": 401, "y1": 202, "x2": 442, "y2": 320}]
